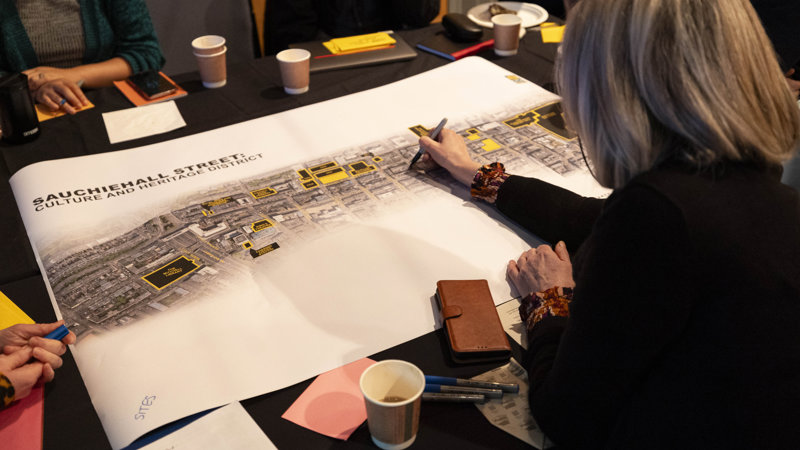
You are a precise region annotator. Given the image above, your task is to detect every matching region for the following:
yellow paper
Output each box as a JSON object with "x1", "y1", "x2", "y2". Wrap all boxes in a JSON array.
[
  {"x1": 324, "y1": 32, "x2": 396, "y2": 54},
  {"x1": 540, "y1": 24, "x2": 566, "y2": 43},
  {"x1": 36, "y1": 100, "x2": 95, "y2": 122},
  {"x1": 0, "y1": 291, "x2": 34, "y2": 328}
]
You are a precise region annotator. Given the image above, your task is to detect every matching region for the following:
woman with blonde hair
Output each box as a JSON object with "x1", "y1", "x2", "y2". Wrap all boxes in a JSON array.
[{"x1": 419, "y1": 0, "x2": 800, "y2": 447}]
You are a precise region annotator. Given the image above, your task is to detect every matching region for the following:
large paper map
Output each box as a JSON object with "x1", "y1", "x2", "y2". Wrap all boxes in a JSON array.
[{"x1": 10, "y1": 57, "x2": 608, "y2": 448}]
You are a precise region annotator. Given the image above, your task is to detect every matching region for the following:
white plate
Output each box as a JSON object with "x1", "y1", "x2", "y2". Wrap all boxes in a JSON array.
[{"x1": 467, "y1": 2, "x2": 549, "y2": 28}]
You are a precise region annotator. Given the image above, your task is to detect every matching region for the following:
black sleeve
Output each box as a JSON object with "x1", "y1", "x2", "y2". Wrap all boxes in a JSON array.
[
  {"x1": 525, "y1": 184, "x2": 693, "y2": 448},
  {"x1": 263, "y1": 0, "x2": 321, "y2": 55},
  {"x1": 389, "y1": 0, "x2": 440, "y2": 28},
  {"x1": 494, "y1": 175, "x2": 605, "y2": 251},
  {"x1": 750, "y1": 0, "x2": 800, "y2": 71}
]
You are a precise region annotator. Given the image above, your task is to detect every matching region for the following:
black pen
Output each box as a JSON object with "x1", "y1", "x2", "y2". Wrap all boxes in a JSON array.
[
  {"x1": 424, "y1": 383, "x2": 504, "y2": 399},
  {"x1": 408, "y1": 117, "x2": 448, "y2": 169},
  {"x1": 422, "y1": 392, "x2": 486, "y2": 403}
]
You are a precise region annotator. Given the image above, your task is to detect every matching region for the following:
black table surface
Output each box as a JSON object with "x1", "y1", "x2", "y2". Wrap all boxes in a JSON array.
[{"x1": 0, "y1": 24, "x2": 560, "y2": 449}]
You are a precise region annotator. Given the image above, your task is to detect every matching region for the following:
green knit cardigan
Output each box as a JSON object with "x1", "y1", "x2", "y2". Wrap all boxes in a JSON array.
[{"x1": 0, "y1": 0, "x2": 164, "y2": 76}]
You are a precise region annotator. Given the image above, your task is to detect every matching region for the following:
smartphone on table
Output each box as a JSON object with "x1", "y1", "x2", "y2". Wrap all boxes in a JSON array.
[{"x1": 126, "y1": 71, "x2": 177, "y2": 100}]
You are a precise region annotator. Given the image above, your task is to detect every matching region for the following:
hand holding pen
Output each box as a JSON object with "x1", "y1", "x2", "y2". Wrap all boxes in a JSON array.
[
  {"x1": 0, "y1": 322, "x2": 74, "y2": 370},
  {"x1": 416, "y1": 126, "x2": 484, "y2": 186},
  {"x1": 0, "y1": 322, "x2": 74, "y2": 401},
  {"x1": 408, "y1": 117, "x2": 448, "y2": 169}
]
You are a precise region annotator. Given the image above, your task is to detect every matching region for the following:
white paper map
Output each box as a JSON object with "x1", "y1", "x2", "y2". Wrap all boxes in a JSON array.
[{"x1": 10, "y1": 57, "x2": 608, "y2": 448}]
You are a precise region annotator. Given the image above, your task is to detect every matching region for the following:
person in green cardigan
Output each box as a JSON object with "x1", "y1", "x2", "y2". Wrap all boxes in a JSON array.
[{"x1": 0, "y1": 0, "x2": 164, "y2": 115}]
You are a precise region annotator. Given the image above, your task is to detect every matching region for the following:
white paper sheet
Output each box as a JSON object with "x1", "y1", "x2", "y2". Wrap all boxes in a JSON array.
[
  {"x1": 139, "y1": 402, "x2": 277, "y2": 450},
  {"x1": 102, "y1": 100, "x2": 186, "y2": 144},
  {"x1": 10, "y1": 57, "x2": 608, "y2": 448},
  {"x1": 473, "y1": 359, "x2": 553, "y2": 449},
  {"x1": 497, "y1": 298, "x2": 526, "y2": 349}
]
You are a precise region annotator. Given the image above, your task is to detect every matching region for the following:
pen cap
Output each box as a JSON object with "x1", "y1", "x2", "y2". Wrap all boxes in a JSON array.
[{"x1": 0, "y1": 73, "x2": 40, "y2": 144}]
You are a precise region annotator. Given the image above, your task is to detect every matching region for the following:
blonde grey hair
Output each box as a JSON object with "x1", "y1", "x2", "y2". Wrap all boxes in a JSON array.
[{"x1": 556, "y1": 0, "x2": 800, "y2": 188}]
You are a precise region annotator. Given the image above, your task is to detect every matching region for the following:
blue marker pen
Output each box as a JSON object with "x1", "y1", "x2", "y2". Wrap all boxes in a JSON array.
[
  {"x1": 44, "y1": 324, "x2": 69, "y2": 341},
  {"x1": 425, "y1": 375, "x2": 519, "y2": 393}
]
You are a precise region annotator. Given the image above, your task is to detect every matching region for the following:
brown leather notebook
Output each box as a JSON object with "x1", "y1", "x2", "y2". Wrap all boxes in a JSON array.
[{"x1": 435, "y1": 280, "x2": 512, "y2": 364}]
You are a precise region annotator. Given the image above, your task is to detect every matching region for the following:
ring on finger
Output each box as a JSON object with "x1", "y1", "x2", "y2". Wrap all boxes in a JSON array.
[{"x1": 58, "y1": 98, "x2": 67, "y2": 106}]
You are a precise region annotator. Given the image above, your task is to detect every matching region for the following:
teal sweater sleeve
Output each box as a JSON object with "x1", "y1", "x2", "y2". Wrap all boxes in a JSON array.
[{"x1": 0, "y1": 0, "x2": 164, "y2": 75}]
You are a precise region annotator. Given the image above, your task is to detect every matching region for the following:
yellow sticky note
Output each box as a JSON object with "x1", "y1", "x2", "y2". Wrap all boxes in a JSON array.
[
  {"x1": 541, "y1": 24, "x2": 566, "y2": 43},
  {"x1": 325, "y1": 32, "x2": 396, "y2": 54},
  {"x1": 35, "y1": 100, "x2": 95, "y2": 122},
  {"x1": 0, "y1": 291, "x2": 34, "y2": 328}
]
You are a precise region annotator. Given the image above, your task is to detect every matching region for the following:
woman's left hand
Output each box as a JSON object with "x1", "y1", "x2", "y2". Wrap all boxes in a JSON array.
[
  {"x1": 31, "y1": 79, "x2": 88, "y2": 114},
  {"x1": 0, "y1": 322, "x2": 76, "y2": 369},
  {"x1": 507, "y1": 241, "x2": 575, "y2": 296}
]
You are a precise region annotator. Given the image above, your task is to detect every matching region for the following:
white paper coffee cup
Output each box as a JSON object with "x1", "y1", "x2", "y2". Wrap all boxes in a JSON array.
[
  {"x1": 492, "y1": 14, "x2": 523, "y2": 56},
  {"x1": 193, "y1": 46, "x2": 227, "y2": 88},
  {"x1": 359, "y1": 360, "x2": 425, "y2": 450},
  {"x1": 192, "y1": 35, "x2": 226, "y2": 56},
  {"x1": 276, "y1": 49, "x2": 311, "y2": 95}
]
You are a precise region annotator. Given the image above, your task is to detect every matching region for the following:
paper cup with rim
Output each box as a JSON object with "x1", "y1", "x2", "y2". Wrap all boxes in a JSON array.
[
  {"x1": 491, "y1": 13, "x2": 523, "y2": 56},
  {"x1": 191, "y1": 35, "x2": 226, "y2": 55},
  {"x1": 276, "y1": 49, "x2": 311, "y2": 95},
  {"x1": 359, "y1": 360, "x2": 425, "y2": 450},
  {"x1": 193, "y1": 46, "x2": 227, "y2": 88}
]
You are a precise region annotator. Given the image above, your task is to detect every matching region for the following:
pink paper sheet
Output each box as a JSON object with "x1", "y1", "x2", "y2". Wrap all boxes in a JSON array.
[
  {"x1": 0, "y1": 383, "x2": 44, "y2": 450},
  {"x1": 282, "y1": 358, "x2": 375, "y2": 440}
]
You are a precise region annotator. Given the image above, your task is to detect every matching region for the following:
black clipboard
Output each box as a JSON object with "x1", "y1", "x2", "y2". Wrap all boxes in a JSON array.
[{"x1": 289, "y1": 31, "x2": 417, "y2": 73}]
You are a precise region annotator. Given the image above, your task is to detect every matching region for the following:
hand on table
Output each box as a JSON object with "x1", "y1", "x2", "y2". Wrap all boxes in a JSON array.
[
  {"x1": 418, "y1": 128, "x2": 482, "y2": 186},
  {"x1": 23, "y1": 67, "x2": 89, "y2": 114},
  {"x1": 23, "y1": 66, "x2": 81, "y2": 90},
  {"x1": 507, "y1": 241, "x2": 575, "y2": 297},
  {"x1": 0, "y1": 321, "x2": 76, "y2": 370}
]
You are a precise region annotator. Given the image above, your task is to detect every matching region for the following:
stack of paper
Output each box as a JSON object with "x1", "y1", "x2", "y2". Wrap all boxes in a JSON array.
[{"x1": 323, "y1": 32, "x2": 396, "y2": 54}]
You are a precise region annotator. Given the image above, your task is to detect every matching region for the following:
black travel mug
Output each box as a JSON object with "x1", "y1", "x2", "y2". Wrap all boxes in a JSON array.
[{"x1": 0, "y1": 72, "x2": 40, "y2": 144}]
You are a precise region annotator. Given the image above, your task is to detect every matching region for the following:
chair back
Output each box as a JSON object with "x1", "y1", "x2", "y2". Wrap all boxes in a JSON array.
[{"x1": 144, "y1": 0, "x2": 257, "y2": 76}]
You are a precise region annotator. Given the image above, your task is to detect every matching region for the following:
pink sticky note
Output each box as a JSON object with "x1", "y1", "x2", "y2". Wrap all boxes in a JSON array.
[
  {"x1": 282, "y1": 358, "x2": 375, "y2": 440},
  {"x1": 0, "y1": 383, "x2": 44, "y2": 450}
]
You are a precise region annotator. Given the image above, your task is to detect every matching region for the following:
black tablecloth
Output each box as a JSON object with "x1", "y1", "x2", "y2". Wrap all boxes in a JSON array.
[{"x1": 0, "y1": 24, "x2": 559, "y2": 449}]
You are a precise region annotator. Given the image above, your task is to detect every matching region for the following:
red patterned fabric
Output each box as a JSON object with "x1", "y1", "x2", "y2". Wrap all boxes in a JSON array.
[
  {"x1": 519, "y1": 286, "x2": 573, "y2": 333},
  {"x1": 470, "y1": 162, "x2": 510, "y2": 203}
]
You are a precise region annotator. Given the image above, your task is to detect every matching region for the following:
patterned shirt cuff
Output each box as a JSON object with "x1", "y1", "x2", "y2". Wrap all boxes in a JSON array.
[
  {"x1": 1, "y1": 373, "x2": 15, "y2": 410},
  {"x1": 470, "y1": 162, "x2": 510, "y2": 204},
  {"x1": 518, "y1": 286, "x2": 573, "y2": 333}
]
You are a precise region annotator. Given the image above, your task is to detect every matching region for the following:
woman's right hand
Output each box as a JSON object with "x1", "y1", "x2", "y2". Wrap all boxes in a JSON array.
[{"x1": 418, "y1": 128, "x2": 482, "y2": 186}]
